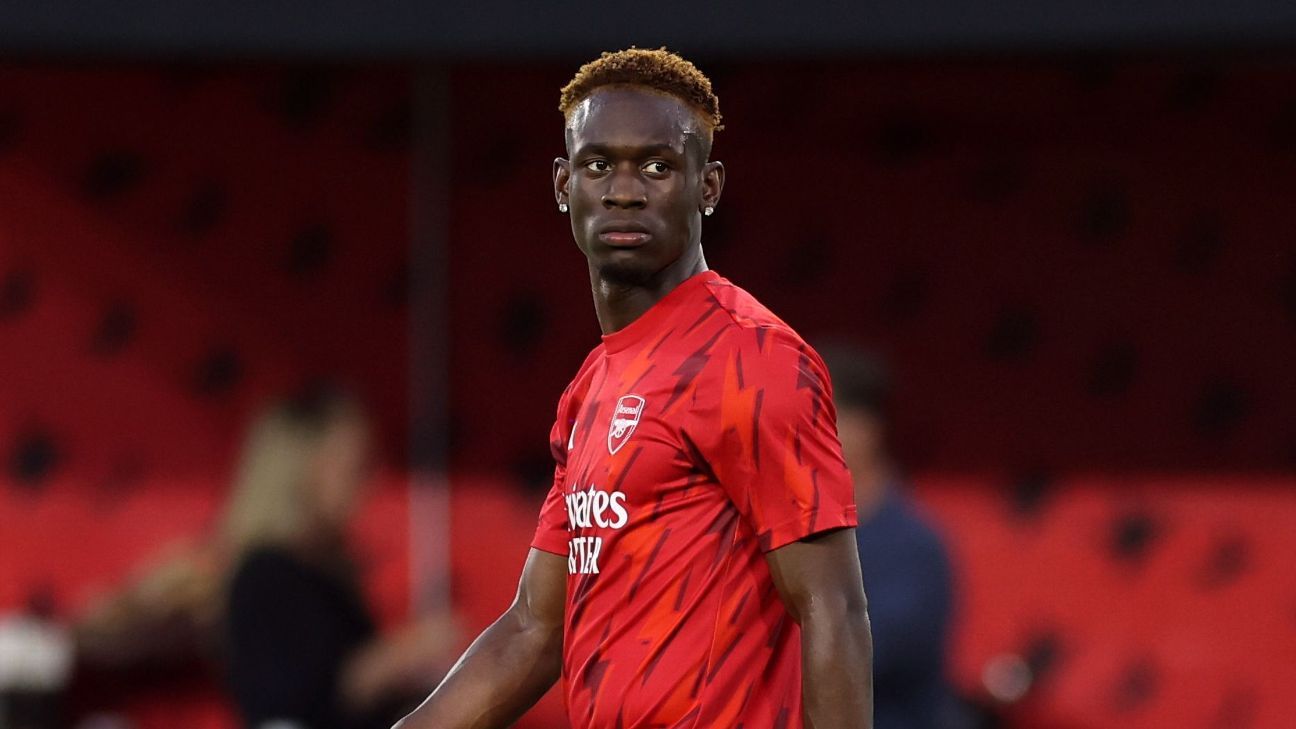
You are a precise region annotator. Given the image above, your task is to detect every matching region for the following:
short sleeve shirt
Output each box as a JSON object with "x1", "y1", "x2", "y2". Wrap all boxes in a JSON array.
[{"x1": 532, "y1": 270, "x2": 857, "y2": 729}]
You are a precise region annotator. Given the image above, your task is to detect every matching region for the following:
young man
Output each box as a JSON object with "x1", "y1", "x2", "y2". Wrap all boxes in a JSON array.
[{"x1": 396, "y1": 48, "x2": 872, "y2": 729}]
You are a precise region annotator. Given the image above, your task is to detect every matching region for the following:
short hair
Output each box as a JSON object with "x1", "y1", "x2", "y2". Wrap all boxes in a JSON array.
[
  {"x1": 559, "y1": 47, "x2": 724, "y2": 139},
  {"x1": 817, "y1": 342, "x2": 893, "y2": 421}
]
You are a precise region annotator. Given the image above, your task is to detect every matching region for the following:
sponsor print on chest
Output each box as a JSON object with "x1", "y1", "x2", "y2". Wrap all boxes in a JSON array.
[{"x1": 565, "y1": 393, "x2": 647, "y2": 575}]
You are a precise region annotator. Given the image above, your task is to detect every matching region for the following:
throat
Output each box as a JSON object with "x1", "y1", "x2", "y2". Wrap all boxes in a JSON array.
[{"x1": 590, "y1": 251, "x2": 707, "y2": 335}]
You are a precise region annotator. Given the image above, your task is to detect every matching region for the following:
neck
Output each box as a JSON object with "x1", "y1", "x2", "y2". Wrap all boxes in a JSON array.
[{"x1": 590, "y1": 246, "x2": 708, "y2": 335}]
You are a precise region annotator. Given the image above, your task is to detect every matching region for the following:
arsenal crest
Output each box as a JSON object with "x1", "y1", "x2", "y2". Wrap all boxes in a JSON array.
[{"x1": 608, "y1": 394, "x2": 645, "y2": 455}]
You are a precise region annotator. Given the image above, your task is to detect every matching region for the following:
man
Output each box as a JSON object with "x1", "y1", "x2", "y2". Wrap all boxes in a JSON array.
[
  {"x1": 819, "y1": 346, "x2": 959, "y2": 729},
  {"x1": 397, "y1": 48, "x2": 872, "y2": 729}
]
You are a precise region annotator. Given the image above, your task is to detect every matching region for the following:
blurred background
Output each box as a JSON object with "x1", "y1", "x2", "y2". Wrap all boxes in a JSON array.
[{"x1": 0, "y1": 2, "x2": 1294, "y2": 728}]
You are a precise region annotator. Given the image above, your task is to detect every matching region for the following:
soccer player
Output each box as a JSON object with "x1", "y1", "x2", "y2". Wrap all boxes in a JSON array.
[{"x1": 396, "y1": 48, "x2": 873, "y2": 729}]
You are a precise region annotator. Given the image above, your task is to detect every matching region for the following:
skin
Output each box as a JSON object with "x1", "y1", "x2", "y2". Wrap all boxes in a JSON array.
[
  {"x1": 396, "y1": 86, "x2": 873, "y2": 729},
  {"x1": 768, "y1": 529, "x2": 874, "y2": 729},
  {"x1": 555, "y1": 86, "x2": 724, "y2": 335},
  {"x1": 393, "y1": 548, "x2": 566, "y2": 729},
  {"x1": 308, "y1": 412, "x2": 373, "y2": 533}
]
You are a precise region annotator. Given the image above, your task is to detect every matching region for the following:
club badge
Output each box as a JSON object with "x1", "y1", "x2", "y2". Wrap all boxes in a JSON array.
[{"x1": 608, "y1": 394, "x2": 645, "y2": 455}]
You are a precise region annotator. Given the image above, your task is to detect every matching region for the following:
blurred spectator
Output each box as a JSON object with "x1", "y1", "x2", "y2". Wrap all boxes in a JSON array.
[
  {"x1": 222, "y1": 386, "x2": 456, "y2": 729},
  {"x1": 74, "y1": 541, "x2": 225, "y2": 672},
  {"x1": 820, "y1": 344, "x2": 963, "y2": 729},
  {"x1": 69, "y1": 384, "x2": 455, "y2": 729}
]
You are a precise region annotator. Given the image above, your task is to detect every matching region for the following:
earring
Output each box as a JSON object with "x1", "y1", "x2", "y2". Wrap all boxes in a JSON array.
[
  {"x1": 558, "y1": 203, "x2": 569, "y2": 213},
  {"x1": 703, "y1": 205, "x2": 715, "y2": 216}
]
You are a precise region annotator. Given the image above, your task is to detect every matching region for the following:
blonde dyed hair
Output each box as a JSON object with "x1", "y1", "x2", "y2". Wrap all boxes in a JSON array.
[
  {"x1": 560, "y1": 47, "x2": 724, "y2": 134},
  {"x1": 219, "y1": 389, "x2": 362, "y2": 558}
]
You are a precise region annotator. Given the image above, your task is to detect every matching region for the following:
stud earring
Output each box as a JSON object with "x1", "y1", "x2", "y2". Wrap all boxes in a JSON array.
[
  {"x1": 558, "y1": 203, "x2": 568, "y2": 213},
  {"x1": 703, "y1": 205, "x2": 715, "y2": 216}
]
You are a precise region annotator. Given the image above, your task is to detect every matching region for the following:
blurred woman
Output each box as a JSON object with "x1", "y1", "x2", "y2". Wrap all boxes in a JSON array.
[
  {"x1": 72, "y1": 386, "x2": 454, "y2": 728},
  {"x1": 221, "y1": 387, "x2": 454, "y2": 729}
]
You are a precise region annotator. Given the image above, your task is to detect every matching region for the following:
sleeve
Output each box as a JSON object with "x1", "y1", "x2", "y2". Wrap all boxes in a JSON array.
[
  {"x1": 530, "y1": 407, "x2": 571, "y2": 556},
  {"x1": 689, "y1": 327, "x2": 858, "y2": 552}
]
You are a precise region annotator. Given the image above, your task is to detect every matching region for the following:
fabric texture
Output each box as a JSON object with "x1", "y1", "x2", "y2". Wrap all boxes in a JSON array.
[{"x1": 532, "y1": 270, "x2": 857, "y2": 729}]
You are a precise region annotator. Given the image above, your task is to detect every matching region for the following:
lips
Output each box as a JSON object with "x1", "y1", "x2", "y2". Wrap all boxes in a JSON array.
[
  {"x1": 599, "y1": 231, "x2": 651, "y2": 247},
  {"x1": 596, "y1": 222, "x2": 652, "y2": 248}
]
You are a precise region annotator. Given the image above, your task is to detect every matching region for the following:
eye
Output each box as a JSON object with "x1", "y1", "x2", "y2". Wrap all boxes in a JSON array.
[
  {"x1": 584, "y1": 159, "x2": 611, "y2": 173},
  {"x1": 642, "y1": 161, "x2": 670, "y2": 176}
]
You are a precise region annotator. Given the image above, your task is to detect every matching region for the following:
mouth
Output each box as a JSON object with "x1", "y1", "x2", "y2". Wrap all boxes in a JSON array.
[
  {"x1": 597, "y1": 223, "x2": 652, "y2": 248},
  {"x1": 599, "y1": 231, "x2": 651, "y2": 248}
]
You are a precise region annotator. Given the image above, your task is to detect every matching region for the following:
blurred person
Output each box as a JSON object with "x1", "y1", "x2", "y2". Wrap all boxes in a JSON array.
[
  {"x1": 70, "y1": 536, "x2": 226, "y2": 728},
  {"x1": 398, "y1": 49, "x2": 871, "y2": 729},
  {"x1": 223, "y1": 386, "x2": 456, "y2": 729},
  {"x1": 74, "y1": 540, "x2": 225, "y2": 671},
  {"x1": 819, "y1": 345, "x2": 962, "y2": 729},
  {"x1": 70, "y1": 384, "x2": 455, "y2": 729}
]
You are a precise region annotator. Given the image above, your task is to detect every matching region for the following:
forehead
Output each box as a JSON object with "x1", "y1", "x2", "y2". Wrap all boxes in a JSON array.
[{"x1": 567, "y1": 87, "x2": 705, "y2": 153}]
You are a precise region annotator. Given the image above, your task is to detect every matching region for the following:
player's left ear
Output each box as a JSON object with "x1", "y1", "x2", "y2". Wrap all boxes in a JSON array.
[{"x1": 700, "y1": 160, "x2": 725, "y2": 214}]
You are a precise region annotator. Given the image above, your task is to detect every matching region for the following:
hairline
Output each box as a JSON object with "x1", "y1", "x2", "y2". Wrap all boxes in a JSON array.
[{"x1": 563, "y1": 85, "x2": 715, "y2": 162}]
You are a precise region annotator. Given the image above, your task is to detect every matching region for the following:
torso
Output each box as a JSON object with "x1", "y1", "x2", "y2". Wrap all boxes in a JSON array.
[{"x1": 533, "y1": 271, "x2": 857, "y2": 729}]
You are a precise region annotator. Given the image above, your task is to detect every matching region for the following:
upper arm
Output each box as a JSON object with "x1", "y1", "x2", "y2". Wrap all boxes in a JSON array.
[
  {"x1": 765, "y1": 528, "x2": 867, "y2": 622},
  {"x1": 768, "y1": 531, "x2": 874, "y2": 728},
  {"x1": 507, "y1": 548, "x2": 567, "y2": 634},
  {"x1": 531, "y1": 388, "x2": 576, "y2": 556},
  {"x1": 690, "y1": 328, "x2": 858, "y2": 552},
  {"x1": 519, "y1": 395, "x2": 573, "y2": 635}
]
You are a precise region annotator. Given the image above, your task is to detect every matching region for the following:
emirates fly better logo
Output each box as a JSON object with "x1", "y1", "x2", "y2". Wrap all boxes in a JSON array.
[
  {"x1": 608, "y1": 394, "x2": 645, "y2": 455},
  {"x1": 565, "y1": 484, "x2": 629, "y2": 574}
]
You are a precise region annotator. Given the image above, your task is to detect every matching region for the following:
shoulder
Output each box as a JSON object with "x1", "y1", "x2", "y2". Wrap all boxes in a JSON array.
[
  {"x1": 573, "y1": 343, "x2": 606, "y2": 378},
  {"x1": 561, "y1": 344, "x2": 605, "y2": 399},
  {"x1": 229, "y1": 546, "x2": 313, "y2": 600},
  {"x1": 701, "y1": 275, "x2": 818, "y2": 364},
  {"x1": 703, "y1": 275, "x2": 796, "y2": 335},
  {"x1": 684, "y1": 279, "x2": 831, "y2": 418},
  {"x1": 233, "y1": 545, "x2": 302, "y2": 576},
  {"x1": 552, "y1": 343, "x2": 606, "y2": 418}
]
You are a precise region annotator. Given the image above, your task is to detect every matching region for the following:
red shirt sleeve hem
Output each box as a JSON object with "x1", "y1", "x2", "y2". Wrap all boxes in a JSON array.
[
  {"x1": 760, "y1": 505, "x2": 859, "y2": 553},
  {"x1": 530, "y1": 534, "x2": 569, "y2": 556}
]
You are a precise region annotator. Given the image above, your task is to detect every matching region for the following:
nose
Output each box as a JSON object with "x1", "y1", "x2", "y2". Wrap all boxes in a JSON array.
[{"x1": 602, "y1": 163, "x2": 647, "y2": 209}]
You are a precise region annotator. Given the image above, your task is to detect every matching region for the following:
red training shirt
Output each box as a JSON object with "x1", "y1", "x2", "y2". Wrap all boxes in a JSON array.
[{"x1": 532, "y1": 270, "x2": 858, "y2": 729}]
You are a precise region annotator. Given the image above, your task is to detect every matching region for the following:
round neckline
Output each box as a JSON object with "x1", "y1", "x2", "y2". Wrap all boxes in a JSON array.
[{"x1": 600, "y1": 270, "x2": 720, "y2": 354}]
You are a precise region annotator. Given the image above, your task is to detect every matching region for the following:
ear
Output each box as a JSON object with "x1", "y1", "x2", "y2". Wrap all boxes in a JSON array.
[
  {"x1": 700, "y1": 160, "x2": 725, "y2": 212},
  {"x1": 554, "y1": 157, "x2": 572, "y2": 207}
]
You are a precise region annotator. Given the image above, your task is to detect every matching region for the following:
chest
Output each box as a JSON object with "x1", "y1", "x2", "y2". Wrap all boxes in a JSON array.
[{"x1": 560, "y1": 358, "x2": 705, "y2": 509}]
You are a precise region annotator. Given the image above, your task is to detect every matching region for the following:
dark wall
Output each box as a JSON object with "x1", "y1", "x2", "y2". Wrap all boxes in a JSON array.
[
  {"x1": 1, "y1": 0, "x2": 1295, "y2": 57},
  {"x1": 0, "y1": 63, "x2": 418, "y2": 728},
  {"x1": 447, "y1": 54, "x2": 1296, "y2": 481}
]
